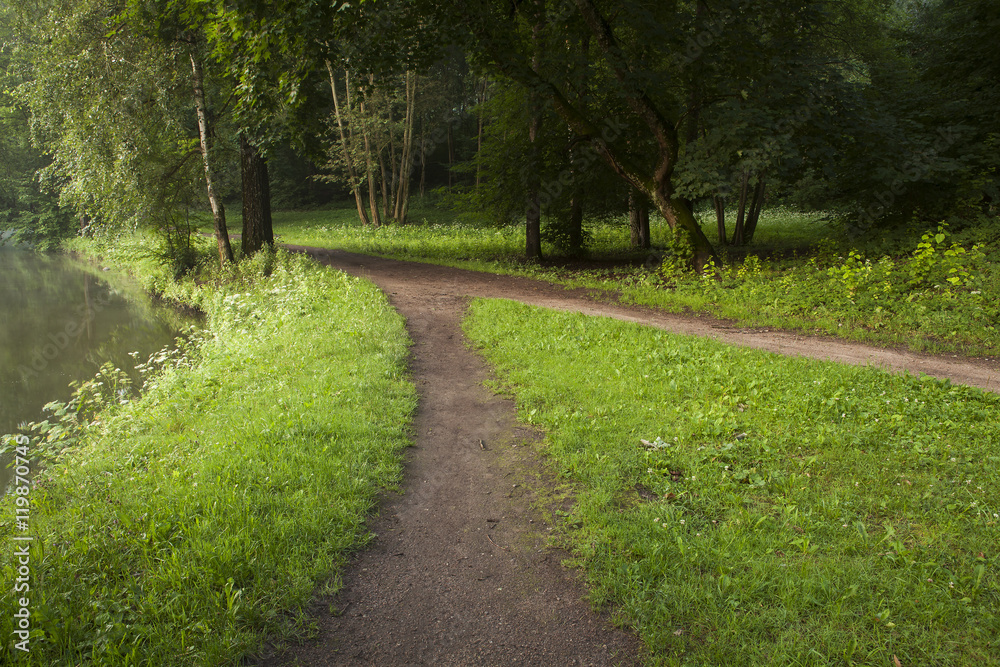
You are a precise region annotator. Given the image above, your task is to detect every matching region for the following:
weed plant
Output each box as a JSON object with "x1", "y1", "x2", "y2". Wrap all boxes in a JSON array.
[
  {"x1": 0, "y1": 242, "x2": 416, "y2": 664},
  {"x1": 622, "y1": 222, "x2": 999, "y2": 356},
  {"x1": 464, "y1": 298, "x2": 1000, "y2": 666}
]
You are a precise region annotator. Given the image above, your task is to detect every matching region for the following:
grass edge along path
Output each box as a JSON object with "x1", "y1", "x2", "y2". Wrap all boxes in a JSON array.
[
  {"x1": 0, "y1": 243, "x2": 416, "y2": 665},
  {"x1": 463, "y1": 298, "x2": 1000, "y2": 667}
]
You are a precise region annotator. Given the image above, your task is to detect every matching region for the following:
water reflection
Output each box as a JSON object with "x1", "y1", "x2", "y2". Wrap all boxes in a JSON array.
[{"x1": 0, "y1": 248, "x2": 193, "y2": 491}]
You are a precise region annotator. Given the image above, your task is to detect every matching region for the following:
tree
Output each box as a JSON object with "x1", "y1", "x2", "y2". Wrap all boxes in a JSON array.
[
  {"x1": 0, "y1": 5, "x2": 75, "y2": 247},
  {"x1": 13, "y1": 0, "x2": 214, "y2": 266},
  {"x1": 189, "y1": 46, "x2": 235, "y2": 265}
]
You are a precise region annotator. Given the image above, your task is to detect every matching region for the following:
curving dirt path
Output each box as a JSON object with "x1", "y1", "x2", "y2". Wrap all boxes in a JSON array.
[{"x1": 262, "y1": 247, "x2": 999, "y2": 667}]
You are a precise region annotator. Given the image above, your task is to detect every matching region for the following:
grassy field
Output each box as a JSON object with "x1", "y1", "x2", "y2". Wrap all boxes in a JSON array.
[
  {"x1": 463, "y1": 298, "x2": 1000, "y2": 666},
  {"x1": 254, "y1": 203, "x2": 1000, "y2": 357},
  {"x1": 0, "y1": 238, "x2": 416, "y2": 665}
]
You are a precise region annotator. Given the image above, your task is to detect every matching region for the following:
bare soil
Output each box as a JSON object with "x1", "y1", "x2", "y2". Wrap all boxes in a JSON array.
[{"x1": 260, "y1": 247, "x2": 1000, "y2": 667}]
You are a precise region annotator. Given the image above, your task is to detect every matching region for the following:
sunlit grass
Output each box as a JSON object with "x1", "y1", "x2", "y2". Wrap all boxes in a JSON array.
[
  {"x1": 0, "y1": 244, "x2": 416, "y2": 665},
  {"x1": 260, "y1": 202, "x2": 832, "y2": 267},
  {"x1": 464, "y1": 298, "x2": 1000, "y2": 666}
]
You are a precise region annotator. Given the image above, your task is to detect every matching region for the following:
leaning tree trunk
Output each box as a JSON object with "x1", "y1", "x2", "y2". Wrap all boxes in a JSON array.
[
  {"x1": 240, "y1": 134, "x2": 273, "y2": 256},
  {"x1": 394, "y1": 71, "x2": 417, "y2": 224},
  {"x1": 190, "y1": 52, "x2": 233, "y2": 266},
  {"x1": 732, "y1": 169, "x2": 751, "y2": 246},
  {"x1": 574, "y1": 0, "x2": 717, "y2": 270},
  {"x1": 482, "y1": 0, "x2": 720, "y2": 270},
  {"x1": 326, "y1": 63, "x2": 370, "y2": 226},
  {"x1": 743, "y1": 173, "x2": 767, "y2": 244}
]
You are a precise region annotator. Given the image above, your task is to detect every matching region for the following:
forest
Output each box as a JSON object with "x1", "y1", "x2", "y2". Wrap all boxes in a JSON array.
[
  {"x1": 1, "y1": 0, "x2": 999, "y2": 665},
  {"x1": 0, "y1": 0, "x2": 996, "y2": 265}
]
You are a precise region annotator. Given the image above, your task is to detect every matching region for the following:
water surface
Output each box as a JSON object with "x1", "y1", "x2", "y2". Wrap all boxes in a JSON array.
[{"x1": 0, "y1": 248, "x2": 191, "y2": 491}]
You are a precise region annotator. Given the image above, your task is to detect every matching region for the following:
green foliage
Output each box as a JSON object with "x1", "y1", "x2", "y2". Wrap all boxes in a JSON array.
[
  {"x1": 907, "y1": 225, "x2": 985, "y2": 288},
  {"x1": 621, "y1": 217, "x2": 1000, "y2": 356},
  {"x1": 0, "y1": 364, "x2": 137, "y2": 467},
  {"x1": 0, "y1": 241, "x2": 416, "y2": 665},
  {"x1": 464, "y1": 298, "x2": 1000, "y2": 666},
  {"x1": 13, "y1": 0, "x2": 207, "y2": 233}
]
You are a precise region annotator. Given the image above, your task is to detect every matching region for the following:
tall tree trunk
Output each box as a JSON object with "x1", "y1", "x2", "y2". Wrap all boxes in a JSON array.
[
  {"x1": 567, "y1": 34, "x2": 589, "y2": 255},
  {"x1": 240, "y1": 134, "x2": 273, "y2": 256},
  {"x1": 326, "y1": 62, "x2": 370, "y2": 225},
  {"x1": 419, "y1": 116, "x2": 427, "y2": 199},
  {"x1": 446, "y1": 124, "x2": 454, "y2": 188},
  {"x1": 378, "y1": 150, "x2": 391, "y2": 219},
  {"x1": 629, "y1": 189, "x2": 650, "y2": 249},
  {"x1": 190, "y1": 52, "x2": 233, "y2": 266},
  {"x1": 713, "y1": 195, "x2": 727, "y2": 245},
  {"x1": 394, "y1": 71, "x2": 417, "y2": 223},
  {"x1": 743, "y1": 173, "x2": 767, "y2": 244},
  {"x1": 359, "y1": 95, "x2": 382, "y2": 228},
  {"x1": 387, "y1": 87, "x2": 398, "y2": 218},
  {"x1": 732, "y1": 169, "x2": 751, "y2": 246},
  {"x1": 476, "y1": 76, "x2": 487, "y2": 191},
  {"x1": 525, "y1": 1, "x2": 545, "y2": 260}
]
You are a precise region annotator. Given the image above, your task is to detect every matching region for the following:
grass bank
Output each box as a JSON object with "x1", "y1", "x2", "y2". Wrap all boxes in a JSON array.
[
  {"x1": 262, "y1": 205, "x2": 1000, "y2": 356},
  {"x1": 464, "y1": 298, "x2": 1000, "y2": 666},
  {"x1": 0, "y1": 236, "x2": 416, "y2": 664}
]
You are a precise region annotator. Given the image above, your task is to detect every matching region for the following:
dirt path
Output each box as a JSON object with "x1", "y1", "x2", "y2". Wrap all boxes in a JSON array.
[{"x1": 263, "y1": 247, "x2": 999, "y2": 667}]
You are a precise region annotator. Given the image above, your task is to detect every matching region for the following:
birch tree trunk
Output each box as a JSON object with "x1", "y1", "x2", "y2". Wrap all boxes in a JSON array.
[
  {"x1": 190, "y1": 52, "x2": 233, "y2": 266},
  {"x1": 394, "y1": 71, "x2": 417, "y2": 223},
  {"x1": 326, "y1": 62, "x2": 370, "y2": 226},
  {"x1": 359, "y1": 95, "x2": 382, "y2": 227}
]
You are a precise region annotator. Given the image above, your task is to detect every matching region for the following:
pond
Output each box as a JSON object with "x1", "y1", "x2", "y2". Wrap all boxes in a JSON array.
[{"x1": 0, "y1": 248, "x2": 194, "y2": 493}]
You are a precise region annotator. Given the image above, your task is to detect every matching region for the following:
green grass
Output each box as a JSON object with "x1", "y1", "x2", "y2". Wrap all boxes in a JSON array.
[
  {"x1": 0, "y1": 240, "x2": 416, "y2": 664},
  {"x1": 464, "y1": 298, "x2": 1000, "y2": 666},
  {"x1": 256, "y1": 202, "x2": 831, "y2": 267},
  {"x1": 250, "y1": 203, "x2": 1000, "y2": 356}
]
